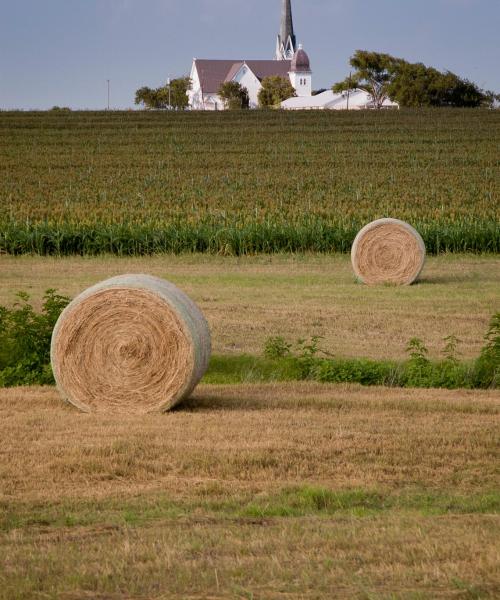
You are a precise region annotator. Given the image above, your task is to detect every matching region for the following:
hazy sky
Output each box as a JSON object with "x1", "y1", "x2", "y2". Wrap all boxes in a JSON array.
[{"x1": 0, "y1": 0, "x2": 498, "y2": 110}]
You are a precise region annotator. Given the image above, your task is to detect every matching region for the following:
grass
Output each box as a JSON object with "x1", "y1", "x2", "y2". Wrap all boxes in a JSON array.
[
  {"x1": 0, "y1": 253, "x2": 498, "y2": 361},
  {"x1": 0, "y1": 383, "x2": 499, "y2": 598},
  {"x1": 0, "y1": 250, "x2": 498, "y2": 596},
  {"x1": 1, "y1": 109, "x2": 499, "y2": 254}
]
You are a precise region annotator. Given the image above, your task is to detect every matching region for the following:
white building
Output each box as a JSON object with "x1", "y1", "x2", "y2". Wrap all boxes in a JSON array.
[
  {"x1": 188, "y1": 0, "x2": 399, "y2": 111},
  {"x1": 188, "y1": 59, "x2": 294, "y2": 110},
  {"x1": 281, "y1": 88, "x2": 400, "y2": 111},
  {"x1": 188, "y1": 0, "x2": 302, "y2": 110}
]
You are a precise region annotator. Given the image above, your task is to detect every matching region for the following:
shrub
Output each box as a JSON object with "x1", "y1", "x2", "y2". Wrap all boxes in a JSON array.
[
  {"x1": 0, "y1": 290, "x2": 70, "y2": 386},
  {"x1": 473, "y1": 313, "x2": 500, "y2": 388}
]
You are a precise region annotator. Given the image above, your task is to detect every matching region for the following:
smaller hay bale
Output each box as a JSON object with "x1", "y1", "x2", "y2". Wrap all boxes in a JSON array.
[
  {"x1": 351, "y1": 218, "x2": 426, "y2": 285},
  {"x1": 51, "y1": 274, "x2": 211, "y2": 414}
]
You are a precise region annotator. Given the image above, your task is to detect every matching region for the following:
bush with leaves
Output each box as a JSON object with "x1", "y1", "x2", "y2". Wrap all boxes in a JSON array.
[
  {"x1": 473, "y1": 313, "x2": 500, "y2": 388},
  {"x1": 0, "y1": 290, "x2": 70, "y2": 387},
  {"x1": 258, "y1": 76, "x2": 296, "y2": 108},
  {"x1": 218, "y1": 82, "x2": 250, "y2": 110}
]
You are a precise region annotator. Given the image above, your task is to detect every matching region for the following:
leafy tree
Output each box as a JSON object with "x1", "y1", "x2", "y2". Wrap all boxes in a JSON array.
[
  {"x1": 166, "y1": 77, "x2": 192, "y2": 109},
  {"x1": 258, "y1": 76, "x2": 296, "y2": 107},
  {"x1": 135, "y1": 77, "x2": 191, "y2": 110},
  {"x1": 218, "y1": 81, "x2": 250, "y2": 110},
  {"x1": 333, "y1": 50, "x2": 496, "y2": 109},
  {"x1": 387, "y1": 62, "x2": 487, "y2": 108},
  {"x1": 135, "y1": 86, "x2": 164, "y2": 110},
  {"x1": 333, "y1": 50, "x2": 401, "y2": 109}
]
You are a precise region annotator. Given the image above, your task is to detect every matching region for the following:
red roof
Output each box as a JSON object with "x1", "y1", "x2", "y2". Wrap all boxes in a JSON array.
[{"x1": 194, "y1": 59, "x2": 292, "y2": 94}]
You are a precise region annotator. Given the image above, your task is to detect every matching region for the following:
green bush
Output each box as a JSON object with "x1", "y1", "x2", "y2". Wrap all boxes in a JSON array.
[
  {"x1": 473, "y1": 313, "x2": 500, "y2": 388},
  {"x1": 0, "y1": 290, "x2": 70, "y2": 386},
  {"x1": 0, "y1": 292, "x2": 497, "y2": 392}
]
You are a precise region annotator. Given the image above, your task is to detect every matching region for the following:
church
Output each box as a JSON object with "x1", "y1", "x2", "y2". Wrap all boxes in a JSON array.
[
  {"x1": 188, "y1": 0, "x2": 398, "y2": 111},
  {"x1": 188, "y1": 0, "x2": 311, "y2": 110}
]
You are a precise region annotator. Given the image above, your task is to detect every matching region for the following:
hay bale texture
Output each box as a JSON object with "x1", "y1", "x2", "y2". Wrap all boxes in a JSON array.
[
  {"x1": 351, "y1": 218, "x2": 426, "y2": 285},
  {"x1": 51, "y1": 275, "x2": 211, "y2": 414}
]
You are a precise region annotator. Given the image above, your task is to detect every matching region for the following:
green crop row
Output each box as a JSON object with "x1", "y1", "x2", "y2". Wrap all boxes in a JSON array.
[
  {"x1": 0, "y1": 108, "x2": 498, "y2": 254},
  {"x1": 0, "y1": 218, "x2": 499, "y2": 255}
]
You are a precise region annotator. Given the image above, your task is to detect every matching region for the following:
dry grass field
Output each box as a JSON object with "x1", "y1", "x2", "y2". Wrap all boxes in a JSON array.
[
  {"x1": 0, "y1": 253, "x2": 499, "y2": 360},
  {"x1": 0, "y1": 384, "x2": 499, "y2": 599},
  {"x1": 1, "y1": 253, "x2": 499, "y2": 598}
]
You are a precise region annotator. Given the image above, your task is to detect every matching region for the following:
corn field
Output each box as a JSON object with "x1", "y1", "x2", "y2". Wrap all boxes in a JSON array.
[{"x1": 0, "y1": 109, "x2": 498, "y2": 255}]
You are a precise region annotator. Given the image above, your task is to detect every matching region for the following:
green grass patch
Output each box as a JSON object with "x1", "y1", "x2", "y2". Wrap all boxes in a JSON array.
[
  {"x1": 1, "y1": 487, "x2": 498, "y2": 533},
  {"x1": 203, "y1": 354, "x2": 486, "y2": 390}
]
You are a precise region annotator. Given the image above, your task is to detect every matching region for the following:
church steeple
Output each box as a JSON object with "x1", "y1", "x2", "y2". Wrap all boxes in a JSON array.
[{"x1": 276, "y1": 0, "x2": 297, "y2": 60}]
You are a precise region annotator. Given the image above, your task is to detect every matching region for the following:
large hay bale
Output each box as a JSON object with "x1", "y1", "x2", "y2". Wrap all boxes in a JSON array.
[
  {"x1": 51, "y1": 274, "x2": 211, "y2": 414},
  {"x1": 351, "y1": 218, "x2": 426, "y2": 285}
]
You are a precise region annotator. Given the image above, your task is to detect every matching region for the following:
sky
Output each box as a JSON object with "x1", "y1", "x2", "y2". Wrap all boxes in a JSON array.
[{"x1": 0, "y1": 0, "x2": 498, "y2": 110}]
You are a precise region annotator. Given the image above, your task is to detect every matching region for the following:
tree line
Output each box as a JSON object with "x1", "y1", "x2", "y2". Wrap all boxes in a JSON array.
[{"x1": 135, "y1": 51, "x2": 498, "y2": 110}]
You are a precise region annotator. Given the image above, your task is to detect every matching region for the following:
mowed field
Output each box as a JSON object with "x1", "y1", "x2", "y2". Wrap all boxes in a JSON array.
[
  {"x1": 0, "y1": 253, "x2": 498, "y2": 360},
  {"x1": 1, "y1": 109, "x2": 499, "y2": 598},
  {"x1": 1, "y1": 384, "x2": 499, "y2": 599},
  {"x1": 0, "y1": 253, "x2": 499, "y2": 598}
]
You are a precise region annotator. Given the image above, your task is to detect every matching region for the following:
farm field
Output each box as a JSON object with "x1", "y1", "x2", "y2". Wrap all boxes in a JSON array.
[
  {"x1": 0, "y1": 253, "x2": 498, "y2": 361},
  {"x1": 1, "y1": 383, "x2": 499, "y2": 599},
  {"x1": 1, "y1": 108, "x2": 499, "y2": 599},
  {"x1": 0, "y1": 109, "x2": 499, "y2": 254}
]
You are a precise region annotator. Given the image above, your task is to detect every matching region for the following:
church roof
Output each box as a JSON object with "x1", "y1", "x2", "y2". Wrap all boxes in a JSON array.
[
  {"x1": 194, "y1": 59, "x2": 292, "y2": 94},
  {"x1": 291, "y1": 46, "x2": 311, "y2": 73},
  {"x1": 245, "y1": 60, "x2": 292, "y2": 81},
  {"x1": 280, "y1": 0, "x2": 296, "y2": 51},
  {"x1": 194, "y1": 60, "x2": 241, "y2": 94}
]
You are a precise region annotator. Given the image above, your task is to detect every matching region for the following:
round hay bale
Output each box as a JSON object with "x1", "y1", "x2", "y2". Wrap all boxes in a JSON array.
[
  {"x1": 351, "y1": 218, "x2": 426, "y2": 285},
  {"x1": 51, "y1": 274, "x2": 211, "y2": 414}
]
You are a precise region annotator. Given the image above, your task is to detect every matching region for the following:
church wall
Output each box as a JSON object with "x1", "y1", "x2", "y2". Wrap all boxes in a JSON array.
[
  {"x1": 233, "y1": 67, "x2": 264, "y2": 109},
  {"x1": 188, "y1": 62, "x2": 204, "y2": 110},
  {"x1": 289, "y1": 70, "x2": 312, "y2": 97}
]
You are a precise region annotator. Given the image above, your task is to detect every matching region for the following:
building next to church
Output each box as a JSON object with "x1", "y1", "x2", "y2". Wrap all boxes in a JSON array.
[{"x1": 188, "y1": 0, "x2": 398, "y2": 111}]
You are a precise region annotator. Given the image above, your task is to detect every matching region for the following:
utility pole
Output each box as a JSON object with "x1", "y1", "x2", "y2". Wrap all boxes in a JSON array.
[
  {"x1": 107, "y1": 79, "x2": 110, "y2": 110},
  {"x1": 346, "y1": 71, "x2": 351, "y2": 111},
  {"x1": 167, "y1": 76, "x2": 171, "y2": 110}
]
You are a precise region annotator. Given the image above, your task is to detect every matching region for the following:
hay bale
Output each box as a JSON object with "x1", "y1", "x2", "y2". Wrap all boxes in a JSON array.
[
  {"x1": 351, "y1": 218, "x2": 426, "y2": 285},
  {"x1": 51, "y1": 275, "x2": 211, "y2": 414}
]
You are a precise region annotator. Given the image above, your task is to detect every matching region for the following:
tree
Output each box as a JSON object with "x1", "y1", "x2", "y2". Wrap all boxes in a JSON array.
[
  {"x1": 135, "y1": 78, "x2": 191, "y2": 110},
  {"x1": 135, "y1": 86, "x2": 164, "y2": 109},
  {"x1": 218, "y1": 81, "x2": 250, "y2": 110},
  {"x1": 166, "y1": 77, "x2": 192, "y2": 109},
  {"x1": 333, "y1": 50, "x2": 401, "y2": 109},
  {"x1": 387, "y1": 62, "x2": 486, "y2": 108},
  {"x1": 258, "y1": 76, "x2": 296, "y2": 107},
  {"x1": 333, "y1": 50, "x2": 497, "y2": 109}
]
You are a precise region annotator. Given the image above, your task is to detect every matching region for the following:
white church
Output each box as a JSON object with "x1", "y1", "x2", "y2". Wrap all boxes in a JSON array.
[{"x1": 188, "y1": 0, "x2": 398, "y2": 111}]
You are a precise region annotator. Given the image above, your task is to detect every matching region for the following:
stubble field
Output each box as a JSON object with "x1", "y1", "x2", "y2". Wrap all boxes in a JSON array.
[
  {"x1": 1, "y1": 384, "x2": 499, "y2": 599},
  {"x1": 0, "y1": 253, "x2": 499, "y2": 598}
]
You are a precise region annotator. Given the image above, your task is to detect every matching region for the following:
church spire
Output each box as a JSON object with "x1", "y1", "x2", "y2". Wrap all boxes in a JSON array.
[{"x1": 276, "y1": 0, "x2": 297, "y2": 60}]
